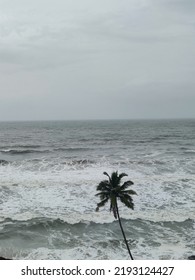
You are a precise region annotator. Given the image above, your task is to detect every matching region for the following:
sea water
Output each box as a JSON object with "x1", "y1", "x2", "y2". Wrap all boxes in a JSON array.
[{"x1": 0, "y1": 119, "x2": 194, "y2": 259}]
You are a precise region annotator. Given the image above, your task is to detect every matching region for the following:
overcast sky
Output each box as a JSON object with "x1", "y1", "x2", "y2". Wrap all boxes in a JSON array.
[{"x1": 0, "y1": 0, "x2": 195, "y2": 121}]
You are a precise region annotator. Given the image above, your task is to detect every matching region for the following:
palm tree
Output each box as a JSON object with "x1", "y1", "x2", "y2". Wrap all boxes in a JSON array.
[{"x1": 95, "y1": 171, "x2": 137, "y2": 260}]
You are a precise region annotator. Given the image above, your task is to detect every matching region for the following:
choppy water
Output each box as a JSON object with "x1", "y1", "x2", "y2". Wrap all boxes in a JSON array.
[{"x1": 0, "y1": 119, "x2": 194, "y2": 259}]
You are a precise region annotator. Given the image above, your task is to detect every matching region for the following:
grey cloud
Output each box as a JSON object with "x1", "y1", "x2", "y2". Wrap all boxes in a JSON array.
[
  {"x1": 165, "y1": 0, "x2": 195, "y2": 10},
  {"x1": 0, "y1": 0, "x2": 195, "y2": 121}
]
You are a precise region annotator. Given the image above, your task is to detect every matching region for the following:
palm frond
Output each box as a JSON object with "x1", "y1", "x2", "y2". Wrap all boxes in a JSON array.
[
  {"x1": 103, "y1": 172, "x2": 111, "y2": 181},
  {"x1": 120, "y1": 180, "x2": 134, "y2": 191},
  {"x1": 95, "y1": 191, "x2": 109, "y2": 197},
  {"x1": 118, "y1": 195, "x2": 134, "y2": 210},
  {"x1": 96, "y1": 180, "x2": 110, "y2": 191},
  {"x1": 121, "y1": 189, "x2": 137, "y2": 195},
  {"x1": 96, "y1": 197, "x2": 109, "y2": 211},
  {"x1": 109, "y1": 172, "x2": 117, "y2": 187},
  {"x1": 95, "y1": 191, "x2": 109, "y2": 201},
  {"x1": 118, "y1": 193, "x2": 133, "y2": 202},
  {"x1": 118, "y1": 173, "x2": 128, "y2": 180}
]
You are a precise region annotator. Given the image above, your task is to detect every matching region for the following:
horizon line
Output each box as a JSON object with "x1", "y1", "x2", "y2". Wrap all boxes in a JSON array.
[{"x1": 0, "y1": 117, "x2": 195, "y2": 123}]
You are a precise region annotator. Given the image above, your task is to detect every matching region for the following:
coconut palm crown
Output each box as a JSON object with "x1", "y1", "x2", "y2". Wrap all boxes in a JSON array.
[
  {"x1": 95, "y1": 171, "x2": 137, "y2": 260},
  {"x1": 96, "y1": 171, "x2": 136, "y2": 218}
]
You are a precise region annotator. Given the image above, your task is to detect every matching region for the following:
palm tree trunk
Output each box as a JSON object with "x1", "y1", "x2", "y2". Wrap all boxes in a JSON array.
[{"x1": 115, "y1": 202, "x2": 134, "y2": 260}]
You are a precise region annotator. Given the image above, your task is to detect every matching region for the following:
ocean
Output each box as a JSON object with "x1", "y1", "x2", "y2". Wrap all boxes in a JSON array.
[{"x1": 0, "y1": 119, "x2": 194, "y2": 260}]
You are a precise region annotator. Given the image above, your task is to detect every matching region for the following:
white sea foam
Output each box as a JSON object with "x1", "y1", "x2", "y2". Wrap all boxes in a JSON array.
[{"x1": 0, "y1": 161, "x2": 194, "y2": 223}]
